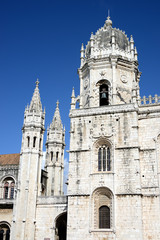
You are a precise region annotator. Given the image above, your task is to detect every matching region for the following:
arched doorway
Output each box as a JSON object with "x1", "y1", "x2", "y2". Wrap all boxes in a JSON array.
[
  {"x1": 0, "y1": 222, "x2": 10, "y2": 240},
  {"x1": 55, "y1": 212, "x2": 67, "y2": 240}
]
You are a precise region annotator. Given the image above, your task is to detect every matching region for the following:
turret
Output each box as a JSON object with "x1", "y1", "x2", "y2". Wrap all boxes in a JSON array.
[
  {"x1": 80, "y1": 43, "x2": 85, "y2": 67},
  {"x1": 12, "y1": 79, "x2": 45, "y2": 240},
  {"x1": 70, "y1": 87, "x2": 76, "y2": 110},
  {"x1": 21, "y1": 79, "x2": 45, "y2": 154},
  {"x1": 130, "y1": 35, "x2": 135, "y2": 59},
  {"x1": 45, "y1": 101, "x2": 65, "y2": 196}
]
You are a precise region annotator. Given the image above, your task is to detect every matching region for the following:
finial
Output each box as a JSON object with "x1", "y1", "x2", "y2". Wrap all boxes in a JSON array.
[
  {"x1": 56, "y1": 100, "x2": 59, "y2": 108},
  {"x1": 90, "y1": 32, "x2": 94, "y2": 40},
  {"x1": 71, "y1": 87, "x2": 75, "y2": 98},
  {"x1": 81, "y1": 43, "x2": 84, "y2": 51},
  {"x1": 130, "y1": 35, "x2": 134, "y2": 43},
  {"x1": 107, "y1": 9, "x2": 110, "y2": 19},
  {"x1": 36, "y1": 78, "x2": 39, "y2": 87},
  {"x1": 105, "y1": 10, "x2": 112, "y2": 27}
]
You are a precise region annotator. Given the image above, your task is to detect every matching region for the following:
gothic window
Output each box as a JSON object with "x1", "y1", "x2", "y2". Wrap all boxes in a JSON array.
[
  {"x1": 27, "y1": 136, "x2": 30, "y2": 148},
  {"x1": 2, "y1": 178, "x2": 15, "y2": 199},
  {"x1": 99, "y1": 206, "x2": 110, "y2": 228},
  {"x1": 100, "y1": 84, "x2": 109, "y2": 106},
  {"x1": 56, "y1": 152, "x2": 59, "y2": 161},
  {"x1": 0, "y1": 223, "x2": 10, "y2": 240},
  {"x1": 92, "y1": 187, "x2": 113, "y2": 230},
  {"x1": 98, "y1": 146, "x2": 111, "y2": 171},
  {"x1": 33, "y1": 137, "x2": 36, "y2": 148},
  {"x1": 51, "y1": 151, "x2": 53, "y2": 161}
]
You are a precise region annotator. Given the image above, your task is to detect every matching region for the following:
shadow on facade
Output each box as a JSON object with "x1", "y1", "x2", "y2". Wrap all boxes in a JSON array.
[{"x1": 55, "y1": 212, "x2": 67, "y2": 240}]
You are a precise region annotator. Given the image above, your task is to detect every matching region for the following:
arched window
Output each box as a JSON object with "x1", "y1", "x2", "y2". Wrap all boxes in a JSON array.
[
  {"x1": 33, "y1": 137, "x2": 36, "y2": 148},
  {"x1": 98, "y1": 146, "x2": 111, "y2": 171},
  {"x1": 2, "y1": 178, "x2": 15, "y2": 199},
  {"x1": 27, "y1": 136, "x2": 30, "y2": 148},
  {"x1": 100, "y1": 84, "x2": 109, "y2": 106},
  {"x1": 56, "y1": 152, "x2": 59, "y2": 162},
  {"x1": 0, "y1": 223, "x2": 10, "y2": 240},
  {"x1": 92, "y1": 187, "x2": 113, "y2": 230},
  {"x1": 51, "y1": 151, "x2": 53, "y2": 161},
  {"x1": 99, "y1": 206, "x2": 110, "y2": 228}
]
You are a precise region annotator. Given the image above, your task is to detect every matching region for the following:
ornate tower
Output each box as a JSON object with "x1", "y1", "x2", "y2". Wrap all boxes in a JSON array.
[
  {"x1": 77, "y1": 16, "x2": 140, "y2": 109},
  {"x1": 67, "y1": 16, "x2": 143, "y2": 240},
  {"x1": 45, "y1": 101, "x2": 65, "y2": 196},
  {"x1": 12, "y1": 80, "x2": 45, "y2": 240}
]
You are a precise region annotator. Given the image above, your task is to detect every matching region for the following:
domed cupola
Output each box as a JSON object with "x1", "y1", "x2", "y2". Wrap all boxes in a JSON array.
[
  {"x1": 74, "y1": 15, "x2": 140, "y2": 110},
  {"x1": 82, "y1": 16, "x2": 137, "y2": 67}
]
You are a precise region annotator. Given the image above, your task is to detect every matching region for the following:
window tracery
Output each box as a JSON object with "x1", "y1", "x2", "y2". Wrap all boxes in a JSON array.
[
  {"x1": 98, "y1": 146, "x2": 111, "y2": 171},
  {"x1": 1, "y1": 178, "x2": 15, "y2": 199}
]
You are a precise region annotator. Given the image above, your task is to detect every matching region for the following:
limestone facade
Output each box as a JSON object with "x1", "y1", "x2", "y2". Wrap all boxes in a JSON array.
[
  {"x1": 0, "y1": 15, "x2": 160, "y2": 240},
  {"x1": 67, "y1": 16, "x2": 160, "y2": 240}
]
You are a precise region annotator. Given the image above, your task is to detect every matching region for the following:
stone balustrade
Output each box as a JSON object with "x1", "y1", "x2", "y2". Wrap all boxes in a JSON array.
[{"x1": 140, "y1": 94, "x2": 160, "y2": 105}]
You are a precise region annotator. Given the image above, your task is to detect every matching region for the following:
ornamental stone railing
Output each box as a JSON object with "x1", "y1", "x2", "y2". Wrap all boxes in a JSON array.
[{"x1": 140, "y1": 95, "x2": 160, "y2": 105}]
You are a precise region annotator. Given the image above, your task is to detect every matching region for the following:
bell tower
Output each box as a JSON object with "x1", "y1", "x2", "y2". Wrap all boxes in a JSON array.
[
  {"x1": 12, "y1": 80, "x2": 45, "y2": 240},
  {"x1": 67, "y1": 16, "x2": 143, "y2": 240},
  {"x1": 45, "y1": 101, "x2": 65, "y2": 196},
  {"x1": 74, "y1": 16, "x2": 140, "y2": 110}
]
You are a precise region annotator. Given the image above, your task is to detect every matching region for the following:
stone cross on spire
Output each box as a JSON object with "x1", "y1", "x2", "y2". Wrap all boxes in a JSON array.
[
  {"x1": 36, "y1": 78, "x2": 39, "y2": 86},
  {"x1": 105, "y1": 9, "x2": 112, "y2": 27},
  {"x1": 56, "y1": 100, "x2": 59, "y2": 108},
  {"x1": 29, "y1": 79, "x2": 42, "y2": 112}
]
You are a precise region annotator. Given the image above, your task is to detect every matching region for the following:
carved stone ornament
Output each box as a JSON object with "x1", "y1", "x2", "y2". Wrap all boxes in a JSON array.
[
  {"x1": 84, "y1": 78, "x2": 88, "y2": 89},
  {"x1": 121, "y1": 74, "x2": 128, "y2": 83},
  {"x1": 99, "y1": 71, "x2": 106, "y2": 78}
]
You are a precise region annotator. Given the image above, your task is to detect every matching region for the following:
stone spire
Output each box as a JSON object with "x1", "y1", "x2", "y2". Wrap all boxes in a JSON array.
[
  {"x1": 45, "y1": 100, "x2": 65, "y2": 196},
  {"x1": 50, "y1": 100, "x2": 63, "y2": 130},
  {"x1": 29, "y1": 79, "x2": 42, "y2": 112}
]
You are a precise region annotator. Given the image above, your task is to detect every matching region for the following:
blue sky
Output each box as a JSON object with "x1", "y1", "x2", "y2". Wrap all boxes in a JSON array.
[{"x1": 0, "y1": 0, "x2": 160, "y2": 158}]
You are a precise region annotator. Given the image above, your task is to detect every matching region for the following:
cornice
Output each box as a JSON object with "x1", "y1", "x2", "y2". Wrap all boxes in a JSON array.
[{"x1": 70, "y1": 103, "x2": 138, "y2": 118}]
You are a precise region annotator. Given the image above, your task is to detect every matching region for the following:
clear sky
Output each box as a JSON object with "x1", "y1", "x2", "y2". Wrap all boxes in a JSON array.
[{"x1": 0, "y1": 0, "x2": 160, "y2": 158}]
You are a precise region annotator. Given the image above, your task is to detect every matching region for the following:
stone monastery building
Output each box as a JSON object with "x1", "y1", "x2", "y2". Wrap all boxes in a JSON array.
[{"x1": 0, "y1": 15, "x2": 160, "y2": 240}]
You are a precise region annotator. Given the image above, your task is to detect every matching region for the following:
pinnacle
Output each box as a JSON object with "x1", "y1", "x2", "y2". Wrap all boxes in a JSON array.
[
  {"x1": 50, "y1": 101, "x2": 63, "y2": 131},
  {"x1": 71, "y1": 87, "x2": 75, "y2": 98},
  {"x1": 29, "y1": 79, "x2": 42, "y2": 112}
]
